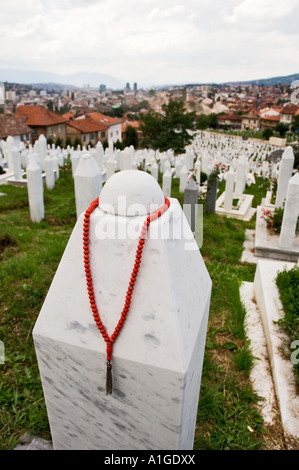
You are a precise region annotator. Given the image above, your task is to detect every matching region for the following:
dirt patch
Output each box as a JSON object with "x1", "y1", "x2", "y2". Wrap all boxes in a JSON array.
[{"x1": 0, "y1": 234, "x2": 18, "y2": 249}]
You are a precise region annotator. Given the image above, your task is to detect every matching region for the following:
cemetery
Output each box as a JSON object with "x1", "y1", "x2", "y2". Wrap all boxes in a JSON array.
[{"x1": 0, "y1": 129, "x2": 298, "y2": 450}]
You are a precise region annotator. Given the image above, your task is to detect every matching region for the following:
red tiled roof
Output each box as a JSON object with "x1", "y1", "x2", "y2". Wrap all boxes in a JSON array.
[
  {"x1": 260, "y1": 115, "x2": 280, "y2": 122},
  {"x1": 67, "y1": 117, "x2": 108, "y2": 133},
  {"x1": 280, "y1": 103, "x2": 298, "y2": 115},
  {"x1": 88, "y1": 112, "x2": 123, "y2": 127},
  {"x1": 62, "y1": 111, "x2": 75, "y2": 120},
  {"x1": 15, "y1": 105, "x2": 68, "y2": 127},
  {"x1": 217, "y1": 114, "x2": 242, "y2": 121}
]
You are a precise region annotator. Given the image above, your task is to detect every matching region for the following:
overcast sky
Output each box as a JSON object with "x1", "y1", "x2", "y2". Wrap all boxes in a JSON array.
[{"x1": 1, "y1": 0, "x2": 299, "y2": 87}]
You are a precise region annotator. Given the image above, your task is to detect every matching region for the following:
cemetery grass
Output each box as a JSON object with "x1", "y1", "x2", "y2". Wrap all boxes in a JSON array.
[
  {"x1": 0, "y1": 173, "x2": 278, "y2": 450},
  {"x1": 0, "y1": 174, "x2": 76, "y2": 450}
]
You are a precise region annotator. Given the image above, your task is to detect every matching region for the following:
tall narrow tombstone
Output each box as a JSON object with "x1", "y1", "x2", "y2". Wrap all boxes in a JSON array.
[
  {"x1": 5, "y1": 136, "x2": 14, "y2": 171},
  {"x1": 38, "y1": 134, "x2": 47, "y2": 171},
  {"x1": 183, "y1": 177, "x2": 199, "y2": 233},
  {"x1": 105, "y1": 154, "x2": 115, "y2": 180},
  {"x1": 162, "y1": 169, "x2": 172, "y2": 198},
  {"x1": 235, "y1": 155, "x2": 246, "y2": 196},
  {"x1": 150, "y1": 160, "x2": 158, "y2": 181},
  {"x1": 194, "y1": 158, "x2": 201, "y2": 185},
  {"x1": 74, "y1": 153, "x2": 102, "y2": 219},
  {"x1": 279, "y1": 173, "x2": 299, "y2": 250},
  {"x1": 223, "y1": 167, "x2": 235, "y2": 211},
  {"x1": 45, "y1": 155, "x2": 55, "y2": 190},
  {"x1": 201, "y1": 151, "x2": 209, "y2": 175},
  {"x1": 11, "y1": 148, "x2": 22, "y2": 180},
  {"x1": 94, "y1": 142, "x2": 104, "y2": 170},
  {"x1": 206, "y1": 173, "x2": 218, "y2": 214},
  {"x1": 175, "y1": 157, "x2": 183, "y2": 178},
  {"x1": 179, "y1": 165, "x2": 188, "y2": 193},
  {"x1": 275, "y1": 147, "x2": 295, "y2": 209},
  {"x1": 27, "y1": 156, "x2": 44, "y2": 223},
  {"x1": 32, "y1": 170, "x2": 212, "y2": 450}
]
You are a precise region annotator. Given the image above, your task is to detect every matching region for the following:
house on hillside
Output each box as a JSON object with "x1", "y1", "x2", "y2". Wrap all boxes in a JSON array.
[
  {"x1": 280, "y1": 103, "x2": 298, "y2": 129},
  {"x1": 0, "y1": 113, "x2": 32, "y2": 145},
  {"x1": 241, "y1": 112, "x2": 260, "y2": 130},
  {"x1": 217, "y1": 114, "x2": 242, "y2": 129},
  {"x1": 66, "y1": 116, "x2": 108, "y2": 146},
  {"x1": 260, "y1": 114, "x2": 280, "y2": 131},
  {"x1": 86, "y1": 112, "x2": 123, "y2": 143},
  {"x1": 15, "y1": 105, "x2": 67, "y2": 144}
]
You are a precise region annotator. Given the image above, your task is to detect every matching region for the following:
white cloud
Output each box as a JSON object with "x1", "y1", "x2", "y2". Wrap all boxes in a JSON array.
[{"x1": 0, "y1": 0, "x2": 298, "y2": 86}]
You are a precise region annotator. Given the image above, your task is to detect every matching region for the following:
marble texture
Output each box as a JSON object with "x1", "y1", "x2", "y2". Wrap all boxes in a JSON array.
[
  {"x1": 253, "y1": 260, "x2": 299, "y2": 439},
  {"x1": 275, "y1": 146, "x2": 294, "y2": 209},
  {"x1": 33, "y1": 197, "x2": 211, "y2": 450}
]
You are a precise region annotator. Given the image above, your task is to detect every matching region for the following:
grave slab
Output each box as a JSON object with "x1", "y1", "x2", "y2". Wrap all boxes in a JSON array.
[
  {"x1": 253, "y1": 260, "x2": 299, "y2": 441},
  {"x1": 216, "y1": 192, "x2": 255, "y2": 221},
  {"x1": 33, "y1": 170, "x2": 211, "y2": 450},
  {"x1": 255, "y1": 206, "x2": 299, "y2": 262}
]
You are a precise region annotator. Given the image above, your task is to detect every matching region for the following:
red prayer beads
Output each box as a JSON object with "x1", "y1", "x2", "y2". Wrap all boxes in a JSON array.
[{"x1": 83, "y1": 196, "x2": 170, "y2": 394}]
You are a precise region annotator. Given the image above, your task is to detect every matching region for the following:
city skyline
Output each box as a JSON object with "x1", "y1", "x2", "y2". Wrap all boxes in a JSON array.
[{"x1": 1, "y1": 0, "x2": 299, "y2": 88}]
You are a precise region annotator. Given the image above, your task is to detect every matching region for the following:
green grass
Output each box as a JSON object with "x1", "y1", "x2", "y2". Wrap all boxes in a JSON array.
[
  {"x1": 0, "y1": 174, "x2": 76, "y2": 450},
  {"x1": 276, "y1": 265, "x2": 299, "y2": 387},
  {"x1": 0, "y1": 170, "x2": 270, "y2": 450}
]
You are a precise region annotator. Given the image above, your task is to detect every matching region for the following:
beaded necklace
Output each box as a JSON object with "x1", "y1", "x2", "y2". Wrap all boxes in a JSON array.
[{"x1": 83, "y1": 196, "x2": 170, "y2": 395}]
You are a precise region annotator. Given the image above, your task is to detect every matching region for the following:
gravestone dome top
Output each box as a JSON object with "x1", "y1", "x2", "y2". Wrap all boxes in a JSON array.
[{"x1": 99, "y1": 169, "x2": 165, "y2": 216}]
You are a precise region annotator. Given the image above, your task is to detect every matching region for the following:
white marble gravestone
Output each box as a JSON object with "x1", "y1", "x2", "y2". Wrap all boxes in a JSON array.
[
  {"x1": 275, "y1": 146, "x2": 294, "y2": 209},
  {"x1": 33, "y1": 169, "x2": 212, "y2": 450},
  {"x1": 74, "y1": 152, "x2": 102, "y2": 219},
  {"x1": 279, "y1": 173, "x2": 299, "y2": 250},
  {"x1": 27, "y1": 155, "x2": 44, "y2": 223}
]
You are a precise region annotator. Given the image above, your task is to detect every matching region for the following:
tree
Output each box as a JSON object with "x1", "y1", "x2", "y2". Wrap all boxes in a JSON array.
[
  {"x1": 262, "y1": 128, "x2": 273, "y2": 140},
  {"x1": 124, "y1": 125, "x2": 139, "y2": 149},
  {"x1": 140, "y1": 100, "x2": 195, "y2": 155},
  {"x1": 275, "y1": 122, "x2": 289, "y2": 137},
  {"x1": 291, "y1": 115, "x2": 299, "y2": 133},
  {"x1": 196, "y1": 114, "x2": 209, "y2": 130}
]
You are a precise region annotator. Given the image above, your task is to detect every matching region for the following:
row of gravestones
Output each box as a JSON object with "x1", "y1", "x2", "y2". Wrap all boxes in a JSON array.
[{"x1": 16, "y1": 132, "x2": 295, "y2": 450}]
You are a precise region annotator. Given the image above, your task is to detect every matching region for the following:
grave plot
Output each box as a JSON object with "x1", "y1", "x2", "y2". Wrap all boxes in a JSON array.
[{"x1": 240, "y1": 260, "x2": 299, "y2": 448}]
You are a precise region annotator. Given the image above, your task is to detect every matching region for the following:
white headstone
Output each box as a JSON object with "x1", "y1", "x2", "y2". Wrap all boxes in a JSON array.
[
  {"x1": 150, "y1": 161, "x2": 158, "y2": 181},
  {"x1": 45, "y1": 155, "x2": 55, "y2": 190},
  {"x1": 11, "y1": 148, "x2": 22, "y2": 180},
  {"x1": 74, "y1": 152, "x2": 102, "y2": 219},
  {"x1": 275, "y1": 147, "x2": 295, "y2": 209},
  {"x1": 27, "y1": 156, "x2": 44, "y2": 223},
  {"x1": 279, "y1": 173, "x2": 299, "y2": 250},
  {"x1": 162, "y1": 169, "x2": 172, "y2": 198},
  {"x1": 235, "y1": 155, "x2": 246, "y2": 196},
  {"x1": 38, "y1": 134, "x2": 47, "y2": 171},
  {"x1": 32, "y1": 170, "x2": 212, "y2": 450},
  {"x1": 179, "y1": 165, "x2": 188, "y2": 193},
  {"x1": 223, "y1": 168, "x2": 235, "y2": 211},
  {"x1": 194, "y1": 158, "x2": 201, "y2": 185}
]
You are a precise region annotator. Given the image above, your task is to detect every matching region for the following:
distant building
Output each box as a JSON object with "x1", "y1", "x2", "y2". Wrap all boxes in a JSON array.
[
  {"x1": 99, "y1": 84, "x2": 106, "y2": 93},
  {"x1": 125, "y1": 82, "x2": 131, "y2": 93},
  {"x1": 0, "y1": 113, "x2": 32, "y2": 143},
  {"x1": 133, "y1": 82, "x2": 138, "y2": 93},
  {"x1": 15, "y1": 105, "x2": 67, "y2": 144},
  {"x1": 217, "y1": 114, "x2": 242, "y2": 129},
  {"x1": 66, "y1": 116, "x2": 108, "y2": 146},
  {"x1": 87, "y1": 112, "x2": 123, "y2": 143},
  {"x1": 280, "y1": 103, "x2": 298, "y2": 128}
]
